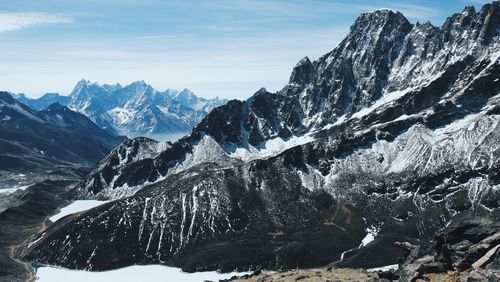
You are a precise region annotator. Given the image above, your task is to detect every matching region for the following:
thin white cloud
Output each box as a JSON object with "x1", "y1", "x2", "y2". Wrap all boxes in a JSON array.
[
  {"x1": 463, "y1": 0, "x2": 493, "y2": 4},
  {"x1": 204, "y1": 0, "x2": 446, "y2": 26},
  {"x1": 327, "y1": 3, "x2": 443, "y2": 24},
  {"x1": 0, "y1": 12, "x2": 72, "y2": 32}
]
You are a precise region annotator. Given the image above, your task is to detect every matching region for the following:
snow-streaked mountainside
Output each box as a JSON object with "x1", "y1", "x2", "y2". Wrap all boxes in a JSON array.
[
  {"x1": 16, "y1": 81, "x2": 227, "y2": 138},
  {"x1": 26, "y1": 2, "x2": 500, "y2": 276},
  {"x1": 0, "y1": 92, "x2": 126, "y2": 170}
]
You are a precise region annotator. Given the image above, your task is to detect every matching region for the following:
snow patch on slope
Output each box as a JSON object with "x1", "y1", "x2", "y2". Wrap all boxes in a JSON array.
[
  {"x1": 351, "y1": 89, "x2": 410, "y2": 120},
  {"x1": 229, "y1": 133, "x2": 315, "y2": 162},
  {"x1": 360, "y1": 226, "x2": 379, "y2": 247},
  {"x1": 0, "y1": 185, "x2": 31, "y2": 195},
  {"x1": 50, "y1": 200, "x2": 109, "y2": 222},
  {"x1": 170, "y1": 135, "x2": 227, "y2": 175},
  {"x1": 367, "y1": 264, "x2": 399, "y2": 272}
]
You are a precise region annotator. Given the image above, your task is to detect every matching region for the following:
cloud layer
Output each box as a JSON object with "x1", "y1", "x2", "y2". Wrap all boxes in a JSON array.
[{"x1": 0, "y1": 12, "x2": 72, "y2": 32}]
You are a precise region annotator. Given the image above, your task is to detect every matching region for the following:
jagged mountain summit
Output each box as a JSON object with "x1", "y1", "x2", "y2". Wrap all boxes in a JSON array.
[
  {"x1": 0, "y1": 92, "x2": 125, "y2": 171},
  {"x1": 26, "y1": 1, "x2": 500, "y2": 277},
  {"x1": 16, "y1": 80, "x2": 228, "y2": 138}
]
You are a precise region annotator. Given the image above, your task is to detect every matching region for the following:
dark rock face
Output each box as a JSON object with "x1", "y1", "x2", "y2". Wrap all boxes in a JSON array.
[
  {"x1": 26, "y1": 160, "x2": 366, "y2": 272},
  {"x1": 196, "y1": 93, "x2": 304, "y2": 148},
  {"x1": 24, "y1": 1, "x2": 500, "y2": 274},
  {"x1": 0, "y1": 93, "x2": 126, "y2": 171},
  {"x1": 400, "y1": 216, "x2": 500, "y2": 281},
  {"x1": 289, "y1": 57, "x2": 315, "y2": 85}
]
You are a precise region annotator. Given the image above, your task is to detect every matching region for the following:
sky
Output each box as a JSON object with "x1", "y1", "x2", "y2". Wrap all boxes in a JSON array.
[{"x1": 0, "y1": 0, "x2": 494, "y2": 99}]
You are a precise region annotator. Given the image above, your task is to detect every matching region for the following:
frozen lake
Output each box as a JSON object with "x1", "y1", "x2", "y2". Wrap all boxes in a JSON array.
[{"x1": 36, "y1": 265, "x2": 249, "y2": 282}]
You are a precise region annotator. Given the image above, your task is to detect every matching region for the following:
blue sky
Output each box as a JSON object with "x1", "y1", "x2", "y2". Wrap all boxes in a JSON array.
[{"x1": 0, "y1": 0, "x2": 493, "y2": 99}]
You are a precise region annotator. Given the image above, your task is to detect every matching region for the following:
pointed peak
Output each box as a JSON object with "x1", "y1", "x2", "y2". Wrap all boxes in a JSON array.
[
  {"x1": 77, "y1": 78, "x2": 90, "y2": 84},
  {"x1": 297, "y1": 56, "x2": 312, "y2": 66},
  {"x1": 360, "y1": 8, "x2": 405, "y2": 19},
  {"x1": 254, "y1": 87, "x2": 267, "y2": 95},
  {"x1": 346, "y1": 8, "x2": 412, "y2": 46},
  {"x1": 415, "y1": 20, "x2": 436, "y2": 30},
  {"x1": 289, "y1": 56, "x2": 315, "y2": 85},
  {"x1": 75, "y1": 79, "x2": 91, "y2": 88},
  {"x1": 13, "y1": 92, "x2": 26, "y2": 99},
  {"x1": 462, "y1": 5, "x2": 476, "y2": 15},
  {"x1": 129, "y1": 80, "x2": 148, "y2": 87},
  {"x1": 480, "y1": 0, "x2": 500, "y2": 14},
  {"x1": 102, "y1": 83, "x2": 123, "y2": 92},
  {"x1": 71, "y1": 80, "x2": 91, "y2": 96},
  {"x1": 356, "y1": 8, "x2": 410, "y2": 26},
  {"x1": 74, "y1": 79, "x2": 101, "y2": 89},
  {"x1": 179, "y1": 88, "x2": 194, "y2": 94},
  {"x1": 125, "y1": 81, "x2": 154, "y2": 94},
  {"x1": 176, "y1": 88, "x2": 197, "y2": 100},
  {"x1": 70, "y1": 80, "x2": 106, "y2": 97},
  {"x1": 246, "y1": 87, "x2": 268, "y2": 104},
  {"x1": 361, "y1": 8, "x2": 393, "y2": 15}
]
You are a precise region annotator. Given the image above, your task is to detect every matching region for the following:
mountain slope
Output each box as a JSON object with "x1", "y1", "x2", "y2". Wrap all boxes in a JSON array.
[
  {"x1": 0, "y1": 92, "x2": 126, "y2": 171},
  {"x1": 16, "y1": 81, "x2": 228, "y2": 138},
  {"x1": 25, "y1": 1, "x2": 500, "y2": 274}
]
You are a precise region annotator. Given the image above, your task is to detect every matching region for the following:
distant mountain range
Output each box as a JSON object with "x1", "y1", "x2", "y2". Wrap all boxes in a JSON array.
[
  {"x1": 0, "y1": 92, "x2": 125, "y2": 171},
  {"x1": 15, "y1": 80, "x2": 228, "y2": 138}
]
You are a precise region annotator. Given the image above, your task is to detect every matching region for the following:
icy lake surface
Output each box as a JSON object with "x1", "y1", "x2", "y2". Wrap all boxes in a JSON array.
[{"x1": 36, "y1": 265, "x2": 249, "y2": 282}]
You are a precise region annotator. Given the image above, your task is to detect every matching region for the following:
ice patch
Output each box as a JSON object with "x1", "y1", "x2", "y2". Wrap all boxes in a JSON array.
[
  {"x1": 36, "y1": 265, "x2": 250, "y2": 282},
  {"x1": 351, "y1": 89, "x2": 410, "y2": 120},
  {"x1": 367, "y1": 264, "x2": 399, "y2": 272},
  {"x1": 50, "y1": 200, "x2": 110, "y2": 222},
  {"x1": 229, "y1": 134, "x2": 315, "y2": 162},
  {"x1": 360, "y1": 226, "x2": 379, "y2": 248},
  {"x1": 322, "y1": 114, "x2": 347, "y2": 130}
]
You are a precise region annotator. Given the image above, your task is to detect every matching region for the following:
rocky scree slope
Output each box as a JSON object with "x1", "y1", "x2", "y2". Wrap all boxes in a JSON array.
[{"x1": 25, "y1": 2, "x2": 500, "y2": 274}]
